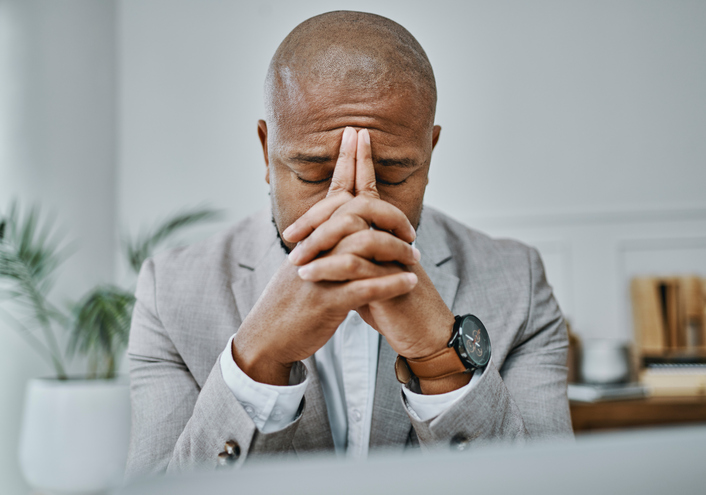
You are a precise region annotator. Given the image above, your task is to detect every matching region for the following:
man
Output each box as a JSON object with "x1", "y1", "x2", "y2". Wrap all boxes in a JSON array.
[{"x1": 126, "y1": 11, "x2": 572, "y2": 477}]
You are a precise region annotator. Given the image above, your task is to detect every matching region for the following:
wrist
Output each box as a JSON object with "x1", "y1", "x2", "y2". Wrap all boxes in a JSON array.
[
  {"x1": 398, "y1": 346, "x2": 471, "y2": 395},
  {"x1": 231, "y1": 336, "x2": 292, "y2": 386},
  {"x1": 396, "y1": 313, "x2": 491, "y2": 395},
  {"x1": 406, "y1": 311, "x2": 456, "y2": 360}
]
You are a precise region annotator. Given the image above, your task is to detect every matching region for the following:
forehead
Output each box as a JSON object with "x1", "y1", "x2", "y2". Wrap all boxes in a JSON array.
[{"x1": 269, "y1": 79, "x2": 432, "y2": 156}]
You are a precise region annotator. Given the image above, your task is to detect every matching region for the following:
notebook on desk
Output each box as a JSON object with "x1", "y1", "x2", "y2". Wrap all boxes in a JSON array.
[{"x1": 568, "y1": 382, "x2": 648, "y2": 402}]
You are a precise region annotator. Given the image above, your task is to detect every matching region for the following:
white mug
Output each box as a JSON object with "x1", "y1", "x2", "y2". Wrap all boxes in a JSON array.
[{"x1": 580, "y1": 339, "x2": 631, "y2": 384}]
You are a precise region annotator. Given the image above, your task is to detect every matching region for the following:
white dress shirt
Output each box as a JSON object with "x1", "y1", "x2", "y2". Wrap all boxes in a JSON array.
[{"x1": 220, "y1": 311, "x2": 481, "y2": 458}]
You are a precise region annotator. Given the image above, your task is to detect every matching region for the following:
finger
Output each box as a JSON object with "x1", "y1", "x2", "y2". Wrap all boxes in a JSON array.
[
  {"x1": 282, "y1": 193, "x2": 351, "y2": 243},
  {"x1": 288, "y1": 212, "x2": 367, "y2": 264},
  {"x1": 343, "y1": 272, "x2": 418, "y2": 308},
  {"x1": 288, "y1": 197, "x2": 416, "y2": 264},
  {"x1": 355, "y1": 129, "x2": 379, "y2": 198},
  {"x1": 335, "y1": 196, "x2": 416, "y2": 243},
  {"x1": 327, "y1": 126, "x2": 357, "y2": 197},
  {"x1": 297, "y1": 255, "x2": 402, "y2": 282},
  {"x1": 330, "y1": 229, "x2": 421, "y2": 265},
  {"x1": 282, "y1": 127, "x2": 357, "y2": 243}
]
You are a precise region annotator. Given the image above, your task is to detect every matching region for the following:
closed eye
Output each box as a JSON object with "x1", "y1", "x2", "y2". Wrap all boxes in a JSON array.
[
  {"x1": 376, "y1": 177, "x2": 408, "y2": 186},
  {"x1": 296, "y1": 175, "x2": 332, "y2": 185},
  {"x1": 295, "y1": 172, "x2": 410, "y2": 186},
  {"x1": 298, "y1": 175, "x2": 407, "y2": 186}
]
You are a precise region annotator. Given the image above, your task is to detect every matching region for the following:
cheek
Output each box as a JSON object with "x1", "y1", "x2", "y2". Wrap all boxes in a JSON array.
[
  {"x1": 269, "y1": 165, "x2": 328, "y2": 232},
  {"x1": 378, "y1": 177, "x2": 427, "y2": 230}
]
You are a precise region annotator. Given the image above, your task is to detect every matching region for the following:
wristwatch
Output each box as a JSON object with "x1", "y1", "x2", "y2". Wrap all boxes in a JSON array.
[{"x1": 395, "y1": 314, "x2": 492, "y2": 385}]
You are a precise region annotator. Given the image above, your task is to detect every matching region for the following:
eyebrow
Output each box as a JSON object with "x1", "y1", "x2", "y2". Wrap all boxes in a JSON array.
[
  {"x1": 288, "y1": 154, "x2": 418, "y2": 168},
  {"x1": 375, "y1": 157, "x2": 418, "y2": 169},
  {"x1": 289, "y1": 154, "x2": 334, "y2": 164}
]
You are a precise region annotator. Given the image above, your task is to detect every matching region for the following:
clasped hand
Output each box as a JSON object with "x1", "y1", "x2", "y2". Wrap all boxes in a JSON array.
[{"x1": 232, "y1": 127, "x2": 454, "y2": 387}]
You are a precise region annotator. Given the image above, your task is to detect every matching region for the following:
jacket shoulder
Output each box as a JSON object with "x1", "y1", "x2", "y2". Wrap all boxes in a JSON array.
[
  {"x1": 147, "y1": 208, "x2": 274, "y2": 287},
  {"x1": 422, "y1": 206, "x2": 538, "y2": 274}
]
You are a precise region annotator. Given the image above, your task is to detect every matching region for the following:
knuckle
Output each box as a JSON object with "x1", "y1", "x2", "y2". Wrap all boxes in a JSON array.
[
  {"x1": 356, "y1": 283, "x2": 376, "y2": 301},
  {"x1": 341, "y1": 214, "x2": 360, "y2": 232},
  {"x1": 360, "y1": 178, "x2": 377, "y2": 192},
  {"x1": 328, "y1": 179, "x2": 346, "y2": 193},
  {"x1": 359, "y1": 229, "x2": 377, "y2": 248},
  {"x1": 343, "y1": 254, "x2": 358, "y2": 273}
]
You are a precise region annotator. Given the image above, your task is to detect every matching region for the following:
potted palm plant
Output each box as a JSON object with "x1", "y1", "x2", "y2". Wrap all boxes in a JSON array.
[{"x1": 0, "y1": 202, "x2": 219, "y2": 494}]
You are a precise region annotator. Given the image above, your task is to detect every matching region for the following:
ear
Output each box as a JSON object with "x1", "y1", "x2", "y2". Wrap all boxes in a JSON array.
[
  {"x1": 431, "y1": 125, "x2": 441, "y2": 150},
  {"x1": 257, "y1": 120, "x2": 270, "y2": 184}
]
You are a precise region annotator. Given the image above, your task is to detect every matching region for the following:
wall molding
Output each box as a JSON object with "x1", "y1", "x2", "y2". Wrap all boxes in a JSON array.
[
  {"x1": 617, "y1": 236, "x2": 706, "y2": 253},
  {"x1": 460, "y1": 205, "x2": 706, "y2": 230}
]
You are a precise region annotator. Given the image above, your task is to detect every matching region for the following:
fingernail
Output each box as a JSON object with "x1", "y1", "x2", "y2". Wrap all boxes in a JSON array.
[
  {"x1": 288, "y1": 247, "x2": 301, "y2": 264},
  {"x1": 362, "y1": 129, "x2": 370, "y2": 145},
  {"x1": 282, "y1": 224, "x2": 295, "y2": 240},
  {"x1": 406, "y1": 273, "x2": 418, "y2": 285},
  {"x1": 298, "y1": 265, "x2": 312, "y2": 280},
  {"x1": 412, "y1": 247, "x2": 421, "y2": 262},
  {"x1": 344, "y1": 126, "x2": 356, "y2": 143}
]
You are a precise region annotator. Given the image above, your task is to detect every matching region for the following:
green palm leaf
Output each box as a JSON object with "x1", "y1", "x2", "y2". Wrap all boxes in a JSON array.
[
  {"x1": 126, "y1": 207, "x2": 221, "y2": 274},
  {"x1": 0, "y1": 202, "x2": 69, "y2": 378},
  {"x1": 69, "y1": 286, "x2": 135, "y2": 379},
  {"x1": 2, "y1": 201, "x2": 220, "y2": 379}
]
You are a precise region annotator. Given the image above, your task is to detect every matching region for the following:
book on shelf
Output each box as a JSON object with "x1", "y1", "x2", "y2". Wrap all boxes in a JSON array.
[
  {"x1": 640, "y1": 364, "x2": 706, "y2": 397},
  {"x1": 631, "y1": 275, "x2": 706, "y2": 395},
  {"x1": 631, "y1": 276, "x2": 705, "y2": 355}
]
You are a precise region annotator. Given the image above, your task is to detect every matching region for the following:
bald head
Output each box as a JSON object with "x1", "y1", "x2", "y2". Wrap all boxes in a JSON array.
[
  {"x1": 259, "y1": 12, "x2": 442, "y2": 240},
  {"x1": 264, "y1": 11, "x2": 437, "y2": 130}
]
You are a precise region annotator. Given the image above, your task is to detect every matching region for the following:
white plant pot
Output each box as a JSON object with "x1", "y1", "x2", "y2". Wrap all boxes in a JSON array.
[{"x1": 19, "y1": 377, "x2": 131, "y2": 495}]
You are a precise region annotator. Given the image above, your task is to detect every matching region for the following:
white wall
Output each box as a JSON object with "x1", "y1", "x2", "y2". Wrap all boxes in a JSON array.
[
  {"x1": 0, "y1": 1, "x2": 117, "y2": 493},
  {"x1": 118, "y1": 0, "x2": 706, "y2": 341}
]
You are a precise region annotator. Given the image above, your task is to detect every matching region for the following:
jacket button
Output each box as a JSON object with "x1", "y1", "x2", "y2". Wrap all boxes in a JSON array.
[
  {"x1": 217, "y1": 440, "x2": 241, "y2": 466},
  {"x1": 450, "y1": 433, "x2": 470, "y2": 451}
]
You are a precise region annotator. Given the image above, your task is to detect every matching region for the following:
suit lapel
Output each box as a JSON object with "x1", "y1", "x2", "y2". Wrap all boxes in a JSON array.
[
  {"x1": 369, "y1": 208, "x2": 460, "y2": 448},
  {"x1": 416, "y1": 207, "x2": 460, "y2": 311},
  {"x1": 292, "y1": 357, "x2": 335, "y2": 453},
  {"x1": 230, "y1": 244, "x2": 285, "y2": 322},
  {"x1": 369, "y1": 335, "x2": 411, "y2": 448}
]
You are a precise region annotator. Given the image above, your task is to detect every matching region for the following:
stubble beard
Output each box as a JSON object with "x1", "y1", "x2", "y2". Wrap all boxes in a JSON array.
[{"x1": 271, "y1": 216, "x2": 292, "y2": 255}]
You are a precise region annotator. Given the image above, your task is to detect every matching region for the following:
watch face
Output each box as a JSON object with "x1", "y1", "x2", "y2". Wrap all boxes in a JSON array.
[{"x1": 458, "y1": 315, "x2": 491, "y2": 368}]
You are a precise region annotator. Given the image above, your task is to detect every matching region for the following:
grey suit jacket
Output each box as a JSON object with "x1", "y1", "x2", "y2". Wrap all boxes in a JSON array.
[{"x1": 126, "y1": 206, "x2": 572, "y2": 478}]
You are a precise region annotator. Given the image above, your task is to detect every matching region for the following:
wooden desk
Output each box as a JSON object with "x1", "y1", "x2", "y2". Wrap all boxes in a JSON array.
[{"x1": 571, "y1": 396, "x2": 706, "y2": 433}]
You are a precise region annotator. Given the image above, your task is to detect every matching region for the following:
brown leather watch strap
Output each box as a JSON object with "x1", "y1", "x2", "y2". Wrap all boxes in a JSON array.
[
  {"x1": 405, "y1": 346, "x2": 467, "y2": 380},
  {"x1": 419, "y1": 372, "x2": 472, "y2": 395}
]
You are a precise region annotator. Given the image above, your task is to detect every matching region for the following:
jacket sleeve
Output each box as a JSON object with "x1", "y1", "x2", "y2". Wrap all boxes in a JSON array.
[
  {"x1": 125, "y1": 259, "x2": 303, "y2": 479},
  {"x1": 404, "y1": 247, "x2": 573, "y2": 448}
]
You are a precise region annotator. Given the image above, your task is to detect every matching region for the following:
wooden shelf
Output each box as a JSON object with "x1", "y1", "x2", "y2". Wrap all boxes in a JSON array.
[{"x1": 570, "y1": 396, "x2": 706, "y2": 433}]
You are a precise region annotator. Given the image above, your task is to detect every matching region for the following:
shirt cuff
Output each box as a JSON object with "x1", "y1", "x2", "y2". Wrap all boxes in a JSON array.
[
  {"x1": 219, "y1": 335, "x2": 308, "y2": 433},
  {"x1": 401, "y1": 367, "x2": 484, "y2": 422}
]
